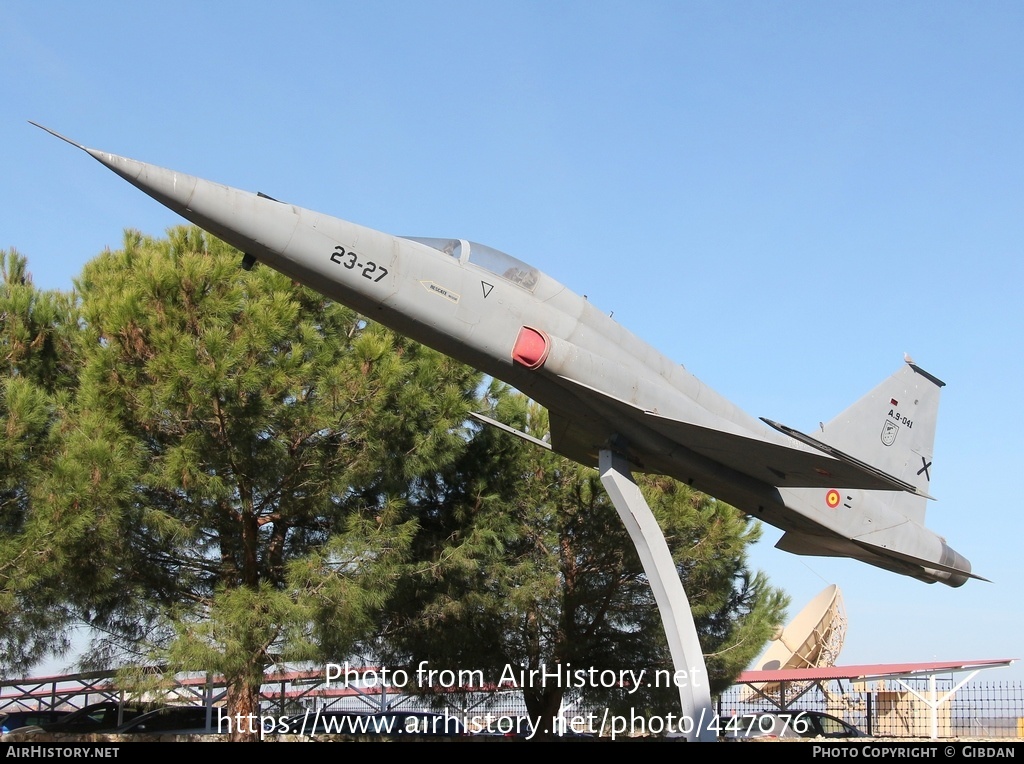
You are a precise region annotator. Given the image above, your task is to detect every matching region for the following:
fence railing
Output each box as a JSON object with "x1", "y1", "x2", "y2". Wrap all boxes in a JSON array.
[
  {"x1": 2, "y1": 668, "x2": 1021, "y2": 738},
  {"x1": 716, "y1": 679, "x2": 1024, "y2": 738}
]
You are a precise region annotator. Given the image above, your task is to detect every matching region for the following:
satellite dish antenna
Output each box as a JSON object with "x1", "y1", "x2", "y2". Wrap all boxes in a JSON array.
[{"x1": 746, "y1": 584, "x2": 847, "y2": 702}]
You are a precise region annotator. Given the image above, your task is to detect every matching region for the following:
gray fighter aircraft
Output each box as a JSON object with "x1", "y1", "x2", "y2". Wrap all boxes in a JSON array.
[{"x1": 36, "y1": 125, "x2": 976, "y2": 588}]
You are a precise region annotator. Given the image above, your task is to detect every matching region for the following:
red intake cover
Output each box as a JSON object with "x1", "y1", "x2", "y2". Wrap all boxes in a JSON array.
[{"x1": 511, "y1": 326, "x2": 550, "y2": 369}]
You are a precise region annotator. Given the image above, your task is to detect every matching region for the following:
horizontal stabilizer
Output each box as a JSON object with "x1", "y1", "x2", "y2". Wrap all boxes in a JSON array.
[
  {"x1": 851, "y1": 539, "x2": 989, "y2": 583},
  {"x1": 778, "y1": 531, "x2": 985, "y2": 585}
]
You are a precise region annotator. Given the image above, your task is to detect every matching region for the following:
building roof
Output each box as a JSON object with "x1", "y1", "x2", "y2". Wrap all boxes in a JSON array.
[{"x1": 735, "y1": 658, "x2": 1016, "y2": 684}]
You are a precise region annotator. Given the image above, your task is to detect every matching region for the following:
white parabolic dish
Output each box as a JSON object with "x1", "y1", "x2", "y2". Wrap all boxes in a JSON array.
[{"x1": 754, "y1": 584, "x2": 847, "y2": 672}]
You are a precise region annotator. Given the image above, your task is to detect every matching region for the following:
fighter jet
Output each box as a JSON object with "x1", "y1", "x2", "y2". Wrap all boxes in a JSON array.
[{"x1": 35, "y1": 124, "x2": 976, "y2": 588}]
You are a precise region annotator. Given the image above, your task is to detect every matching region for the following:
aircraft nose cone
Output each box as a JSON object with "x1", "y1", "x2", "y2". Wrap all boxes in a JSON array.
[{"x1": 84, "y1": 148, "x2": 200, "y2": 213}]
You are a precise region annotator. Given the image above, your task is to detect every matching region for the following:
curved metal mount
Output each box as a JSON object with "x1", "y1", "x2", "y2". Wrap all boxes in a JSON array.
[{"x1": 599, "y1": 448, "x2": 716, "y2": 742}]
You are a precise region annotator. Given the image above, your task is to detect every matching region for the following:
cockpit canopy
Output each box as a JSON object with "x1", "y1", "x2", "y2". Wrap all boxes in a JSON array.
[{"x1": 402, "y1": 237, "x2": 539, "y2": 292}]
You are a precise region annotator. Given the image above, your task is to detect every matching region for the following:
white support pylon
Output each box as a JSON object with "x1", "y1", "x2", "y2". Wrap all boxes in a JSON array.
[{"x1": 599, "y1": 448, "x2": 717, "y2": 742}]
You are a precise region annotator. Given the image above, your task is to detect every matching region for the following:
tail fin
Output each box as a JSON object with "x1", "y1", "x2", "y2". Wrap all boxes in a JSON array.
[{"x1": 814, "y1": 358, "x2": 944, "y2": 523}]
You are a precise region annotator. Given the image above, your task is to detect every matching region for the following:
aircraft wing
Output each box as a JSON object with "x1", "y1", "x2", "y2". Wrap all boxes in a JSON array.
[
  {"x1": 547, "y1": 375, "x2": 921, "y2": 494},
  {"x1": 641, "y1": 411, "x2": 917, "y2": 492},
  {"x1": 759, "y1": 418, "x2": 934, "y2": 499}
]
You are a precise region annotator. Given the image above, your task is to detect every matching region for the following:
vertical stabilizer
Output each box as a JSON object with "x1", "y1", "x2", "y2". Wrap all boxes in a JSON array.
[{"x1": 815, "y1": 360, "x2": 944, "y2": 523}]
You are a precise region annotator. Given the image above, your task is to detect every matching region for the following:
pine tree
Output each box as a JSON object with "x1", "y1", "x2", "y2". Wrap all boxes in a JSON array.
[
  {"x1": 2, "y1": 232, "x2": 786, "y2": 739},
  {"x1": 38, "y1": 227, "x2": 482, "y2": 740},
  {"x1": 381, "y1": 385, "x2": 788, "y2": 735},
  {"x1": 0, "y1": 250, "x2": 79, "y2": 676}
]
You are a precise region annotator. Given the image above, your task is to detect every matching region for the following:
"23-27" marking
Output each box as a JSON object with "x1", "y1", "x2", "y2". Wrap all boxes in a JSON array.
[{"x1": 329, "y1": 245, "x2": 389, "y2": 282}]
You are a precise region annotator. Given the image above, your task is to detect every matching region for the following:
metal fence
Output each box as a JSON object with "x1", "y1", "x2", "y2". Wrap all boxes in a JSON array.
[
  {"x1": 2, "y1": 668, "x2": 1021, "y2": 738},
  {"x1": 716, "y1": 679, "x2": 1024, "y2": 738}
]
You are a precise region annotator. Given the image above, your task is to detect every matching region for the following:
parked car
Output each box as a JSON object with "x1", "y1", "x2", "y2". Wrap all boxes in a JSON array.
[
  {"x1": 0, "y1": 710, "x2": 71, "y2": 734},
  {"x1": 470, "y1": 715, "x2": 593, "y2": 738},
  {"x1": 470, "y1": 715, "x2": 535, "y2": 737},
  {"x1": 283, "y1": 709, "x2": 464, "y2": 737},
  {"x1": 111, "y1": 705, "x2": 223, "y2": 735},
  {"x1": 281, "y1": 710, "x2": 376, "y2": 735},
  {"x1": 371, "y1": 711, "x2": 465, "y2": 737},
  {"x1": 722, "y1": 710, "x2": 866, "y2": 740},
  {"x1": 16, "y1": 701, "x2": 165, "y2": 734}
]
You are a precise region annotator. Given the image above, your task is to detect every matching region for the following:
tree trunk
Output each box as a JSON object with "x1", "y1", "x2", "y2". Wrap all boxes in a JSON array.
[
  {"x1": 522, "y1": 686, "x2": 565, "y2": 741},
  {"x1": 225, "y1": 672, "x2": 263, "y2": 742}
]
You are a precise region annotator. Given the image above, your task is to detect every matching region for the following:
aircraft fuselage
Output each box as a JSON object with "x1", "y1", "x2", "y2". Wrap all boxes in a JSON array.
[{"x1": 38, "y1": 130, "x2": 972, "y2": 587}]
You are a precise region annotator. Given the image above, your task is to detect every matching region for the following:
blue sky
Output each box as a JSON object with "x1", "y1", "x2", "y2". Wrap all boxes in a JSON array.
[{"x1": 3, "y1": 1, "x2": 1022, "y2": 685}]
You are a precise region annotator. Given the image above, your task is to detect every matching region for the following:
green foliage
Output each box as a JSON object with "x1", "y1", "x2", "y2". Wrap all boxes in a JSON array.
[
  {"x1": 0, "y1": 231, "x2": 786, "y2": 736},
  {"x1": 0, "y1": 250, "x2": 79, "y2": 675},
  {"x1": 381, "y1": 383, "x2": 788, "y2": 721},
  {"x1": 19, "y1": 228, "x2": 481, "y2": 735}
]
